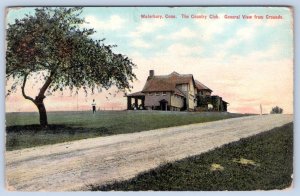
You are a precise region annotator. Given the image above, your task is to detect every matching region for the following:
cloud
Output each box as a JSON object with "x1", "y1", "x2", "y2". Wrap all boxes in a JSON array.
[
  {"x1": 220, "y1": 16, "x2": 289, "y2": 51},
  {"x1": 132, "y1": 26, "x2": 197, "y2": 49},
  {"x1": 236, "y1": 26, "x2": 256, "y2": 40},
  {"x1": 170, "y1": 27, "x2": 197, "y2": 39},
  {"x1": 228, "y1": 43, "x2": 285, "y2": 63},
  {"x1": 194, "y1": 13, "x2": 234, "y2": 41},
  {"x1": 166, "y1": 43, "x2": 203, "y2": 56},
  {"x1": 221, "y1": 24, "x2": 257, "y2": 50},
  {"x1": 219, "y1": 23, "x2": 269, "y2": 54},
  {"x1": 131, "y1": 39, "x2": 152, "y2": 48},
  {"x1": 83, "y1": 15, "x2": 126, "y2": 31},
  {"x1": 128, "y1": 20, "x2": 167, "y2": 49},
  {"x1": 156, "y1": 27, "x2": 197, "y2": 40},
  {"x1": 129, "y1": 20, "x2": 166, "y2": 37}
]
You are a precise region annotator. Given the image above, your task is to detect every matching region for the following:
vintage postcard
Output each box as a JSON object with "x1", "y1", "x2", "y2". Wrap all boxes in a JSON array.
[{"x1": 5, "y1": 6, "x2": 293, "y2": 191}]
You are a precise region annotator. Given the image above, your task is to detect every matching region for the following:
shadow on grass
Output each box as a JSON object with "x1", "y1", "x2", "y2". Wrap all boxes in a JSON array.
[
  {"x1": 7, "y1": 124, "x2": 111, "y2": 134},
  {"x1": 6, "y1": 124, "x2": 112, "y2": 151}
]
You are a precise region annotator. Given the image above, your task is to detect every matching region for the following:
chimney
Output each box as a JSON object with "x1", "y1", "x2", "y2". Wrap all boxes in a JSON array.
[{"x1": 149, "y1": 70, "x2": 154, "y2": 77}]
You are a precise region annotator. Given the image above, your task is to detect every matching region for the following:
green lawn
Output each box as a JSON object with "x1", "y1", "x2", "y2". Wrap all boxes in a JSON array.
[
  {"x1": 90, "y1": 122, "x2": 293, "y2": 191},
  {"x1": 6, "y1": 111, "x2": 244, "y2": 151}
]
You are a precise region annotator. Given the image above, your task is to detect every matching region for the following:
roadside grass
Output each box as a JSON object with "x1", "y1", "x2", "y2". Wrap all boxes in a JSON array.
[
  {"x1": 90, "y1": 122, "x2": 293, "y2": 191},
  {"x1": 6, "y1": 111, "x2": 245, "y2": 151}
]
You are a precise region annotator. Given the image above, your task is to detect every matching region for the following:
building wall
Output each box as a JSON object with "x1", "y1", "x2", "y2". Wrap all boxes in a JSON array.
[
  {"x1": 144, "y1": 92, "x2": 171, "y2": 108},
  {"x1": 170, "y1": 93, "x2": 184, "y2": 108},
  {"x1": 188, "y1": 80, "x2": 196, "y2": 110},
  {"x1": 175, "y1": 81, "x2": 196, "y2": 110}
]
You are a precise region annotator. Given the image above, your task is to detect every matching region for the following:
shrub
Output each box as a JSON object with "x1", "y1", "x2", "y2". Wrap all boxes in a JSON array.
[{"x1": 270, "y1": 106, "x2": 283, "y2": 114}]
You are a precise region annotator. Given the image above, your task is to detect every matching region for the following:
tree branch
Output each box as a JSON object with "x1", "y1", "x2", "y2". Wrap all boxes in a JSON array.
[{"x1": 21, "y1": 74, "x2": 35, "y2": 102}]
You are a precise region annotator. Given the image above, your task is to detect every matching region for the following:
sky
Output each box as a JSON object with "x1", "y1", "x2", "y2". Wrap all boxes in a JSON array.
[{"x1": 5, "y1": 7, "x2": 293, "y2": 114}]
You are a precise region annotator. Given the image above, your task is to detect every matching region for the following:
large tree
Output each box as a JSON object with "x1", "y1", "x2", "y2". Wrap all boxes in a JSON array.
[{"x1": 6, "y1": 7, "x2": 136, "y2": 127}]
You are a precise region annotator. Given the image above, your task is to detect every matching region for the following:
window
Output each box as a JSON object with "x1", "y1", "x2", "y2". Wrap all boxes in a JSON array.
[
  {"x1": 156, "y1": 92, "x2": 160, "y2": 96},
  {"x1": 162, "y1": 91, "x2": 166, "y2": 96},
  {"x1": 149, "y1": 92, "x2": 153, "y2": 96}
]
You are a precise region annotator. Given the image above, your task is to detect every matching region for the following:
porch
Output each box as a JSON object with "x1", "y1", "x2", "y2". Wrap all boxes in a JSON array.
[{"x1": 126, "y1": 91, "x2": 145, "y2": 110}]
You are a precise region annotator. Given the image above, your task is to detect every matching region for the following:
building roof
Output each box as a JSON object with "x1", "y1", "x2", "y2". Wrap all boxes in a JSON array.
[
  {"x1": 142, "y1": 71, "x2": 194, "y2": 94},
  {"x1": 126, "y1": 91, "x2": 145, "y2": 97},
  {"x1": 222, "y1": 100, "x2": 229, "y2": 104},
  {"x1": 174, "y1": 88, "x2": 185, "y2": 97},
  {"x1": 195, "y1": 80, "x2": 212, "y2": 92}
]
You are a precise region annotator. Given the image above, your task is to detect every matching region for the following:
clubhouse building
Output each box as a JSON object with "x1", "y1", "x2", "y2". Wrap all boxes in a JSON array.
[{"x1": 126, "y1": 70, "x2": 229, "y2": 112}]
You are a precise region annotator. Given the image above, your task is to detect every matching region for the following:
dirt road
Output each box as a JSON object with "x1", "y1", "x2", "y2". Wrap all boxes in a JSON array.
[{"x1": 6, "y1": 114, "x2": 293, "y2": 191}]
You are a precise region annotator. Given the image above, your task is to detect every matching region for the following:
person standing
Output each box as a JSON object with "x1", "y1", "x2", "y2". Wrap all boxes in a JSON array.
[{"x1": 92, "y1": 99, "x2": 96, "y2": 114}]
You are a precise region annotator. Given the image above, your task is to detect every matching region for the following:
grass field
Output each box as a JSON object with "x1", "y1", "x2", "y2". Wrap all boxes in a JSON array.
[
  {"x1": 90, "y1": 122, "x2": 293, "y2": 191},
  {"x1": 6, "y1": 111, "x2": 245, "y2": 151}
]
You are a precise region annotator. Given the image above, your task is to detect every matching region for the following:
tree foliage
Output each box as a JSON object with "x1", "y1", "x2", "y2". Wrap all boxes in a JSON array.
[
  {"x1": 6, "y1": 7, "x2": 136, "y2": 126},
  {"x1": 270, "y1": 106, "x2": 283, "y2": 114}
]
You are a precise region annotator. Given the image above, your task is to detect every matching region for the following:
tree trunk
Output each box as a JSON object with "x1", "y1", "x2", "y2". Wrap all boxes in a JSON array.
[
  {"x1": 35, "y1": 97, "x2": 48, "y2": 128},
  {"x1": 21, "y1": 73, "x2": 53, "y2": 128}
]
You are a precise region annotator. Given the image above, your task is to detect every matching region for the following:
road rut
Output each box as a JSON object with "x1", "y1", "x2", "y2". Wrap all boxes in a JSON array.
[{"x1": 5, "y1": 114, "x2": 293, "y2": 191}]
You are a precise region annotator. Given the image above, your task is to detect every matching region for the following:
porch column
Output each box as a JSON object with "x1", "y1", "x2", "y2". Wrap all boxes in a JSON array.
[
  {"x1": 220, "y1": 98, "x2": 223, "y2": 111},
  {"x1": 127, "y1": 97, "x2": 132, "y2": 110},
  {"x1": 141, "y1": 97, "x2": 145, "y2": 108},
  {"x1": 135, "y1": 98, "x2": 138, "y2": 108}
]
